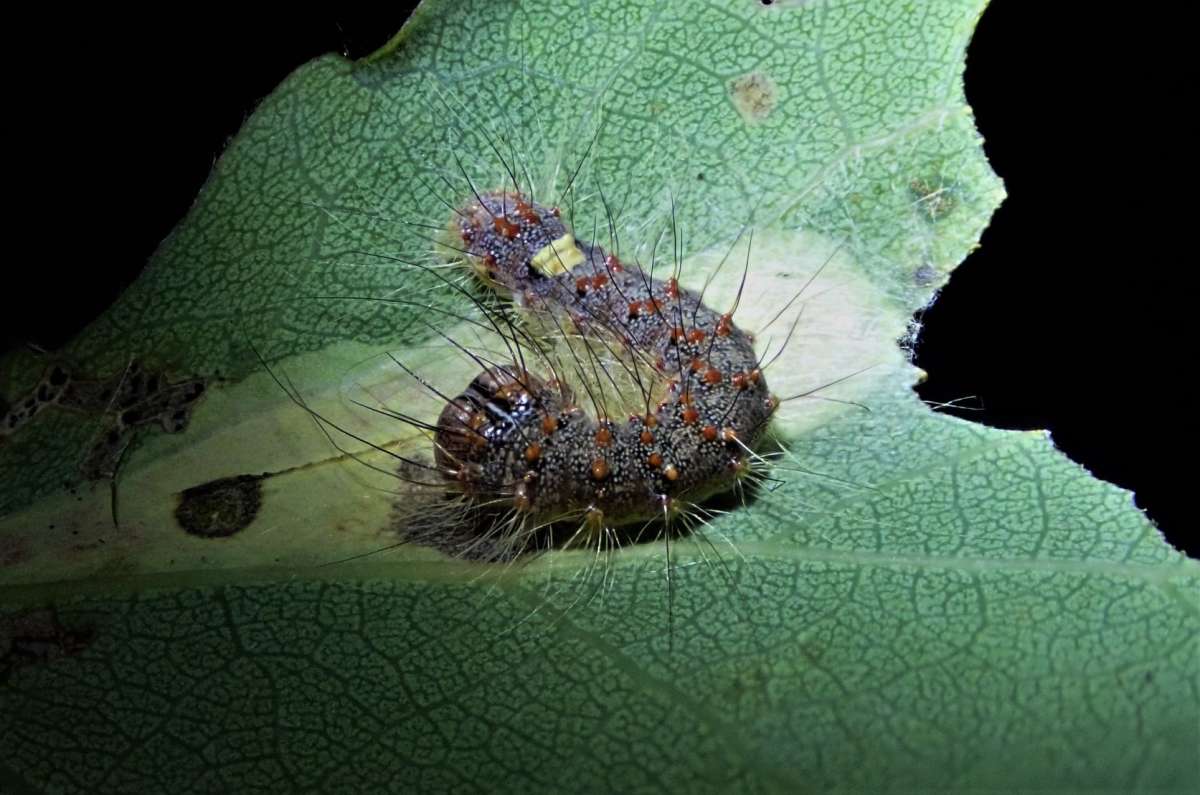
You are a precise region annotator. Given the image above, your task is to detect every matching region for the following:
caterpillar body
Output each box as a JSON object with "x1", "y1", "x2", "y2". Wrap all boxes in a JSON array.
[{"x1": 421, "y1": 189, "x2": 779, "y2": 555}]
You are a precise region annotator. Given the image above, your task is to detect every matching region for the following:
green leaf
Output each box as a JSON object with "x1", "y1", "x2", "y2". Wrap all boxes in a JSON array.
[{"x1": 2, "y1": 1, "x2": 1196, "y2": 792}]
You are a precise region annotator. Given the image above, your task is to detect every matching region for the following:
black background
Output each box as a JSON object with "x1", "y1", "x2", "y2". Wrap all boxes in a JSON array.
[{"x1": 4, "y1": 5, "x2": 1190, "y2": 556}]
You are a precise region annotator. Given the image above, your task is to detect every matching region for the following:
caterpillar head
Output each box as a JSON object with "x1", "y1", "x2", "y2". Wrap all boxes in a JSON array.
[{"x1": 454, "y1": 191, "x2": 581, "y2": 294}]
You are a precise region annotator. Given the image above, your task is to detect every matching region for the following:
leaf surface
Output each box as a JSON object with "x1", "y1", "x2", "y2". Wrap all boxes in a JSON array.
[{"x1": 2, "y1": 1, "x2": 1196, "y2": 792}]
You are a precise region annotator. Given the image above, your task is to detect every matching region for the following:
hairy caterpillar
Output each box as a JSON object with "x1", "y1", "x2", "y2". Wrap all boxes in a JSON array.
[
  {"x1": 421, "y1": 188, "x2": 778, "y2": 558},
  {"x1": 277, "y1": 98, "x2": 897, "y2": 572}
]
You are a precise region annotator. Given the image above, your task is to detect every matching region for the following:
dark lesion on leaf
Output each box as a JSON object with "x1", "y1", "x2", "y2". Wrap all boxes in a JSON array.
[
  {"x1": 175, "y1": 474, "x2": 264, "y2": 538},
  {"x1": 0, "y1": 364, "x2": 71, "y2": 438},
  {"x1": 0, "y1": 359, "x2": 208, "y2": 482},
  {"x1": 0, "y1": 607, "x2": 96, "y2": 684}
]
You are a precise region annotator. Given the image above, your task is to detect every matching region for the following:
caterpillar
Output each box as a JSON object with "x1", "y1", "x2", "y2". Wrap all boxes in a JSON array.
[
  {"x1": 289, "y1": 107, "x2": 894, "y2": 569},
  {"x1": 420, "y1": 188, "x2": 779, "y2": 559}
]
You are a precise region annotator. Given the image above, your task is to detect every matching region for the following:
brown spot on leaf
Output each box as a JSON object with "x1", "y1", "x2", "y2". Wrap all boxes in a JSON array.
[
  {"x1": 175, "y1": 474, "x2": 263, "y2": 538},
  {"x1": 909, "y1": 177, "x2": 959, "y2": 222},
  {"x1": 729, "y1": 72, "x2": 779, "y2": 123}
]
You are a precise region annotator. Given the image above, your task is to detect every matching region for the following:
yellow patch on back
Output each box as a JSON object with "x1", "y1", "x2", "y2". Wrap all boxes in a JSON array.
[{"x1": 531, "y1": 234, "x2": 584, "y2": 275}]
